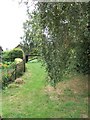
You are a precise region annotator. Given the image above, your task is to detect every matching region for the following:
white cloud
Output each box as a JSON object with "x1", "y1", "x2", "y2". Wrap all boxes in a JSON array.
[{"x1": 0, "y1": 0, "x2": 27, "y2": 50}]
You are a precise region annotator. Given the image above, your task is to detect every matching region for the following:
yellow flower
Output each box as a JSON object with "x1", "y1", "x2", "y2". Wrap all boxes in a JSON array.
[{"x1": 4, "y1": 64, "x2": 8, "y2": 67}]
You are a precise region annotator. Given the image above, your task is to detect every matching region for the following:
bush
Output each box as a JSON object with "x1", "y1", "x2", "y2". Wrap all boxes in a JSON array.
[
  {"x1": 15, "y1": 58, "x2": 23, "y2": 64},
  {"x1": 1, "y1": 61, "x2": 16, "y2": 89},
  {"x1": 14, "y1": 58, "x2": 24, "y2": 77},
  {"x1": 1, "y1": 58, "x2": 25, "y2": 89},
  {"x1": 9, "y1": 48, "x2": 24, "y2": 62},
  {"x1": 2, "y1": 51, "x2": 10, "y2": 62},
  {"x1": 15, "y1": 60, "x2": 24, "y2": 77},
  {"x1": 3, "y1": 48, "x2": 24, "y2": 62},
  {"x1": 2, "y1": 72, "x2": 10, "y2": 88}
]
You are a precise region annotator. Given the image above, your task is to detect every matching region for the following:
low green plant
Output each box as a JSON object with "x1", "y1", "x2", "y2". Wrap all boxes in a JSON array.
[
  {"x1": 2, "y1": 72, "x2": 10, "y2": 88},
  {"x1": 2, "y1": 51, "x2": 10, "y2": 62},
  {"x1": 2, "y1": 62, "x2": 16, "y2": 88},
  {"x1": 2, "y1": 61, "x2": 12, "y2": 65}
]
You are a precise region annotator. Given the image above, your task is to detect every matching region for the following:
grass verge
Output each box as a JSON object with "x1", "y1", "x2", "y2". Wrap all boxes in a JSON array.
[{"x1": 2, "y1": 61, "x2": 88, "y2": 118}]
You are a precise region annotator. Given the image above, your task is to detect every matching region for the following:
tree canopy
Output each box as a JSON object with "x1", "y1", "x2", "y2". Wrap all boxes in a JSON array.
[{"x1": 21, "y1": 1, "x2": 90, "y2": 86}]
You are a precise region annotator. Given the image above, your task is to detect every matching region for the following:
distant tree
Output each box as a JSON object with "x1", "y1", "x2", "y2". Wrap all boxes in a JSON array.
[{"x1": 20, "y1": 2, "x2": 42, "y2": 55}]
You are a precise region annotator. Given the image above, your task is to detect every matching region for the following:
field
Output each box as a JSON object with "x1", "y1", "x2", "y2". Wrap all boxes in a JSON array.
[{"x1": 2, "y1": 61, "x2": 88, "y2": 118}]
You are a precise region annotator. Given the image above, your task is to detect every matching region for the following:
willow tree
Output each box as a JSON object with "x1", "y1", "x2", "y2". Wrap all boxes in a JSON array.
[
  {"x1": 21, "y1": 1, "x2": 89, "y2": 86},
  {"x1": 37, "y1": 2, "x2": 89, "y2": 86}
]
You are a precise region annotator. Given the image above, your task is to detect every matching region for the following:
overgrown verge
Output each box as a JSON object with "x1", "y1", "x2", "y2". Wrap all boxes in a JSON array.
[
  {"x1": 1, "y1": 61, "x2": 25, "y2": 89},
  {"x1": 1, "y1": 48, "x2": 25, "y2": 89}
]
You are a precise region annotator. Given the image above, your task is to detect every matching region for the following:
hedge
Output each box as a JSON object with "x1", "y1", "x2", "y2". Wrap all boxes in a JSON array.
[{"x1": 3, "y1": 48, "x2": 24, "y2": 62}]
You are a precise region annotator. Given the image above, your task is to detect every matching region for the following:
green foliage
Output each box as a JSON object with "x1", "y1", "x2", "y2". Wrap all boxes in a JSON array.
[
  {"x1": 21, "y1": 2, "x2": 89, "y2": 86},
  {"x1": 15, "y1": 60, "x2": 25, "y2": 78},
  {"x1": 1, "y1": 62, "x2": 16, "y2": 89},
  {"x1": 8, "y1": 48, "x2": 24, "y2": 62},
  {"x1": 3, "y1": 48, "x2": 24, "y2": 62},
  {"x1": 20, "y1": 9, "x2": 42, "y2": 55},
  {"x1": 14, "y1": 58, "x2": 23, "y2": 64},
  {"x1": 76, "y1": 3, "x2": 90, "y2": 74},
  {"x1": 76, "y1": 32, "x2": 90, "y2": 74},
  {"x1": 2, "y1": 51, "x2": 10, "y2": 62},
  {"x1": 38, "y1": 3, "x2": 89, "y2": 86},
  {"x1": 1, "y1": 59, "x2": 25, "y2": 89},
  {"x1": 2, "y1": 72, "x2": 11, "y2": 88}
]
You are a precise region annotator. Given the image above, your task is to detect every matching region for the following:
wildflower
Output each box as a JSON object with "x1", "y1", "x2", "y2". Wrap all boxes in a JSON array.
[{"x1": 4, "y1": 64, "x2": 8, "y2": 68}]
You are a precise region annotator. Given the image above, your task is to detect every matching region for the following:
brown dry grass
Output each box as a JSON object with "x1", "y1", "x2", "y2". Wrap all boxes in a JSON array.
[{"x1": 44, "y1": 74, "x2": 88, "y2": 101}]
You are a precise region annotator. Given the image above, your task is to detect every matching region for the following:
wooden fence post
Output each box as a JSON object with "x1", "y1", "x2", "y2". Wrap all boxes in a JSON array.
[{"x1": 25, "y1": 55, "x2": 28, "y2": 63}]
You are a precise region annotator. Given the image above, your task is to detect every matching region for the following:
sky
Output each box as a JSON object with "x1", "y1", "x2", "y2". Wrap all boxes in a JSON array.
[{"x1": 0, "y1": 0, "x2": 34, "y2": 51}]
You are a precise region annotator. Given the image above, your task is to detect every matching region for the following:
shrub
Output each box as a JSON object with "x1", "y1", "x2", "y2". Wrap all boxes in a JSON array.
[
  {"x1": 2, "y1": 72, "x2": 10, "y2": 88},
  {"x1": 2, "y1": 48, "x2": 24, "y2": 62},
  {"x1": 9, "y1": 48, "x2": 24, "y2": 62},
  {"x1": 2, "y1": 62, "x2": 16, "y2": 89},
  {"x1": 15, "y1": 60, "x2": 24, "y2": 77},
  {"x1": 2, "y1": 51, "x2": 10, "y2": 62},
  {"x1": 15, "y1": 58, "x2": 23, "y2": 64},
  {"x1": 1, "y1": 59, "x2": 25, "y2": 89}
]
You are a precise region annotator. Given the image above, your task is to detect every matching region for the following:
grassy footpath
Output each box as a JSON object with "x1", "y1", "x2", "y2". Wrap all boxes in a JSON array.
[{"x1": 2, "y1": 61, "x2": 88, "y2": 118}]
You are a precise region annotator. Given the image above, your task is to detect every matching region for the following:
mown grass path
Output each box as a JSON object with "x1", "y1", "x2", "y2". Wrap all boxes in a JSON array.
[{"x1": 2, "y1": 61, "x2": 88, "y2": 118}]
